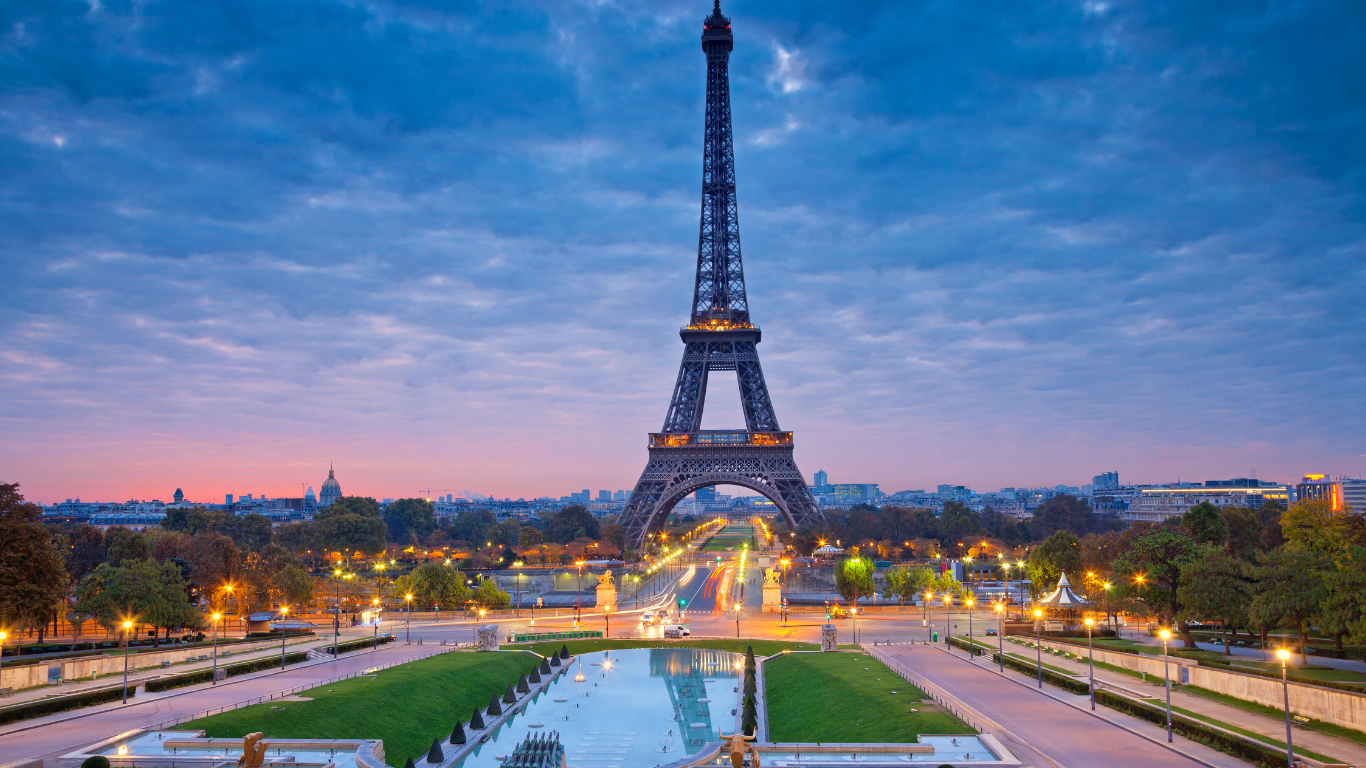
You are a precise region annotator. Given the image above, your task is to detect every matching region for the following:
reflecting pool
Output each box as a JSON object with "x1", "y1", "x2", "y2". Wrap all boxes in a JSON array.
[{"x1": 455, "y1": 647, "x2": 742, "y2": 768}]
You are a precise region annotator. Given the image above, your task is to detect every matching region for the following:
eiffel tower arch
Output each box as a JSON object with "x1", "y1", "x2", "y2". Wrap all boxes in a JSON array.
[{"x1": 618, "y1": 2, "x2": 824, "y2": 550}]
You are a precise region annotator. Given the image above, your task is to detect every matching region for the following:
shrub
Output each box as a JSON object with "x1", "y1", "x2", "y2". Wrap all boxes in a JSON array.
[
  {"x1": 81, "y1": 757, "x2": 111, "y2": 768},
  {"x1": 991, "y1": 653, "x2": 1091, "y2": 695},
  {"x1": 0, "y1": 686, "x2": 134, "y2": 726},
  {"x1": 144, "y1": 651, "x2": 310, "y2": 692}
]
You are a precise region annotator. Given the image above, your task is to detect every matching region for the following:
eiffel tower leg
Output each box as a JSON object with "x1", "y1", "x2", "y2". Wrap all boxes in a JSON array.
[
  {"x1": 733, "y1": 342, "x2": 779, "y2": 432},
  {"x1": 661, "y1": 343, "x2": 710, "y2": 434}
]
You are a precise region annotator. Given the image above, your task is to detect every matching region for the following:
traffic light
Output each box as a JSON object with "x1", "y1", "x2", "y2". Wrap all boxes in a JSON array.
[{"x1": 679, "y1": 598, "x2": 687, "y2": 608}]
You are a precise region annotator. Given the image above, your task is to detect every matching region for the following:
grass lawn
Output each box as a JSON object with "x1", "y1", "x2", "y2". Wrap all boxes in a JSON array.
[
  {"x1": 505, "y1": 637, "x2": 818, "y2": 658},
  {"x1": 1140, "y1": 698, "x2": 1340, "y2": 764},
  {"x1": 764, "y1": 652, "x2": 974, "y2": 743},
  {"x1": 183, "y1": 651, "x2": 541, "y2": 765},
  {"x1": 1179, "y1": 685, "x2": 1366, "y2": 746}
]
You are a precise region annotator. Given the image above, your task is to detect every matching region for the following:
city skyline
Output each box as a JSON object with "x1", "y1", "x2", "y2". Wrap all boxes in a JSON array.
[{"x1": 3, "y1": 1, "x2": 1364, "y2": 503}]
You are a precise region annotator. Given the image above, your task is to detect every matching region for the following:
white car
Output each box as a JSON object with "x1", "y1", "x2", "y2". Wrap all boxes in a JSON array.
[
  {"x1": 641, "y1": 611, "x2": 655, "y2": 624},
  {"x1": 663, "y1": 624, "x2": 691, "y2": 637}
]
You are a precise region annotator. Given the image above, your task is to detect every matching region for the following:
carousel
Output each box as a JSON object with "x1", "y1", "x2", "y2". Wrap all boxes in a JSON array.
[{"x1": 1036, "y1": 571, "x2": 1087, "y2": 630}]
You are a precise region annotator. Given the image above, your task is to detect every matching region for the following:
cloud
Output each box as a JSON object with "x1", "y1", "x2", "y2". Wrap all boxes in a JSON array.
[{"x1": 1, "y1": 0, "x2": 1364, "y2": 502}]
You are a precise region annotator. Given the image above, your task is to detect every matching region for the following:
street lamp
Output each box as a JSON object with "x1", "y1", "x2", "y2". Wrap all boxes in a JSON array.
[
  {"x1": 924, "y1": 591, "x2": 933, "y2": 632},
  {"x1": 1083, "y1": 617, "x2": 1096, "y2": 710},
  {"x1": 0, "y1": 630, "x2": 6, "y2": 685},
  {"x1": 122, "y1": 619, "x2": 134, "y2": 703},
  {"x1": 944, "y1": 594, "x2": 952, "y2": 648},
  {"x1": 994, "y1": 604, "x2": 1004, "y2": 672},
  {"x1": 735, "y1": 603, "x2": 741, "y2": 638},
  {"x1": 515, "y1": 562, "x2": 524, "y2": 618},
  {"x1": 1159, "y1": 628, "x2": 1173, "y2": 742},
  {"x1": 332, "y1": 569, "x2": 343, "y2": 658},
  {"x1": 1033, "y1": 608, "x2": 1044, "y2": 688},
  {"x1": 1277, "y1": 648, "x2": 1293, "y2": 768},
  {"x1": 780, "y1": 558, "x2": 791, "y2": 627},
  {"x1": 211, "y1": 613, "x2": 221, "y2": 685},
  {"x1": 964, "y1": 598, "x2": 975, "y2": 659},
  {"x1": 372, "y1": 597, "x2": 380, "y2": 652},
  {"x1": 575, "y1": 561, "x2": 585, "y2": 624},
  {"x1": 405, "y1": 594, "x2": 413, "y2": 643},
  {"x1": 279, "y1": 606, "x2": 290, "y2": 670}
]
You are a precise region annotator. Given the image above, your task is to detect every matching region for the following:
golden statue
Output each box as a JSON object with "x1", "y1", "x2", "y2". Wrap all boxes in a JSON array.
[
  {"x1": 763, "y1": 568, "x2": 779, "y2": 585},
  {"x1": 598, "y1": 569, "x2": 613, "y2": 587},
  {"x1": 237, "y1": 732, "x2": 268, "y2": 768},
  {"x1": 717, "y1": 732, "x2": 760, "y2": 768}
]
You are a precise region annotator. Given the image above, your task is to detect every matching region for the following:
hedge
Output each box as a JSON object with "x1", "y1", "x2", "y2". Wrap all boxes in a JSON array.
[
  {"x1": 0, "y1": 685, "x2": 134, "y2": 725},
  {"x1": 1181, "y1": 655, "x2": 1366, "y2": 695},
  {"x1": 1094, "y1": 690, "x2": 1292, "y2": 768},
  {"x1": 948, "y1": 636, "x2": 987, "y2": 657},
  {"x1": 144, "y1": 650, "x2": 310, "y2": 692},
  {"x1": 321, "y1": 635, "x2": 394, "y2": 655},
  {"x1": 991, "y1": 652, "x2": 1092, "y2": 695}
]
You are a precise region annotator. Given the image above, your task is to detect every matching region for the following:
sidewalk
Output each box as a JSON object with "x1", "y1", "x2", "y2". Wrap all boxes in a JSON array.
[{"x1": 989, "y1": 636, "x2": 1366, "y2": 765}]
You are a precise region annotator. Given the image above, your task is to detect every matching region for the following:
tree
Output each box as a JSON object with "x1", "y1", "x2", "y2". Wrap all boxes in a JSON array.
[
  {"x1": 1321, "y1": 547, "x2": 1366, "y2": 652},
  {"x1": 1177, "y1": 546, "x2": 1252, "y2": 653},
  {"x1": 0, "y1": 483, "x2": 70, "y2": 642},
  {"x1": 1222, "y1": 506, "x2": 1264, "y2": 558},
  {"x1": 75, "y1": 559, "x2": 199, "y2": 644},
  {"x1": 1281, "y1": 500, "x2": 1348, "y2": 559},
  {"x1": 1111, "y1": 528, "x2": 1199, "y2": 647},
  {"x1": 181, "y1": 533, "x2": 241, "y2": 600},
  {"x1": 1248, "y1": 548, "x2": 1329, "y2": 663},
  {"x1": 1032, "y1": 495, "x2": 1094, "y2": 539},
  {"x1": 1182, "y1": 502, "x2": 1228, "y2": 546},
  {"x1": 835, "y1": 557, "x2": 875, "y2": 609},
  {"x1": 316, "y1": 496, "x2": 382, "y2": 520},
  {"x1": 548, "y1": 506, "x2": 600, "y2": 544},
  {"x1": 1257, "y1": 500, "x2": 1287, "y2": 550},
  {"x1": 383, "y1": 498, "x2": 437, "y2": 543},
  {"x1": 492, "y1": 520, "x2": 523, "y2": 546},
  {"x1": 105, "y1": 528, "x2": 151, "y2": 565},
  {"x1": 316, "y1": 511, "x2": 387, "y2": 558},
  {"x1": 450, "y1": 510, "x2": 496, "y2": 546},
  {"x1": 1027, "y1": 531, "x2": 1082, "y2": 597},
  {"x1": 600, "y1": 523, "x2": 626, "y2": 551},
  {"x1": 396, "y1": 563, "x2": 471, "y2": 610},
  {"x1": 519, "y1": 526, "x2": 544, "y2": 547},
  {"x1": 65, "y1": 524, "x2": 109, "y2": 583},
  {"x1": 473, "y1": 576, "x2": 511, "y2": 610},
  {"x1": 272, "y1": 565, "x2": 314, "y2": 607},
  {"x1": 881, "y1": 567, "x2": 933, "y2": 604},
  {"x1": 938, "y1": 502, "x2": 980, "y2": 545},
  {"x1": 161, "y1": 507, "x2": 271, "y2": 550}
]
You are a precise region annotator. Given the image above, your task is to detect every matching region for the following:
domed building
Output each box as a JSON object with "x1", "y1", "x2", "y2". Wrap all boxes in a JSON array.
[
  {"x1": 319, "y1": 464, "x2": 342, "y2": 507},
  {"x1": 173, "y1": 488, "x2": 184, "y2": 504}
]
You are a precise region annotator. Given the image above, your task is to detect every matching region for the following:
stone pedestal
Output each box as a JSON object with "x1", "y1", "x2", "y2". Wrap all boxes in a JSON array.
[
  {"x1": 821, "y1": 624, "x2": 838, "y2": 652},
  {"x1": 595, "y1": 584, "x2": 616, "y2": 613},
  {"x1": 476, "y1": 625, "x2": 499, "y2": 652},
  {"x1": 761, "y1": 580, "x2": 782, "y2": 614}
]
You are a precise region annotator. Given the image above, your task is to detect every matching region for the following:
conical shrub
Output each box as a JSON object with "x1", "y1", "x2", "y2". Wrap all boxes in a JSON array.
[
  {"x1": 559, "y1": 643, "x2": 570, "y2": 659},
  {"x1": 529, "y1": 668, "x2": 542, "y2": 684},
  {"x1": 517, "y1": 674, "x2": 531, "y2": 693},
  {"x1": 487, "y1": 694, "x2": 503, "y2": 716},
  {"x1": 540, "y1": 657, "x2": 553, "y2": 674},
  {"x1": 449, "y1": 720, "x2": 466, "y2": 745},
  {"x1": 549, "y1": 654, "x2": 561, "y2": 667},
  {"x1": 426, "y1": 738, "x2": 444, "y2": 764},
  {"x1": 503, "y1": 683, "x2": 517, "y2": 704},
  {"x1": 469, "y1": 705, "x2": 485, "y2": 730},
  {"x1": 404, "y1": 758, "x2": 416, "y2": 768}
]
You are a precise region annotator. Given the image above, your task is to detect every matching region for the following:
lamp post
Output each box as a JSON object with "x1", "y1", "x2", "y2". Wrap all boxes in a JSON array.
[
  {"x1": 735, "y1": 604, "x2": 741, "y2": 638},
  {"x1": 405, "y1": 594, "x2": 413, "y2": 643},
  {"x1": 1277, "y1": 648, "x2": 1293, "y2": 768},
  {"x1": 121, "y1": 619, "x2": 133, "y2": 703},
  {"x1": 965, "y1": 598, "x2": 975, "y2": 659},
  {"x1": 780, "y1": 558, "x2": 790, "y2": 628},
  {"x1": 211, "y1": 613, "x2": 221, "y2": 685},
  {"x1": 575, "y1": 561, "x2": 585, "y2": 624},
  {"x1": 924, "y1": 591, "x2": 933, "y2": 634},
  {"x1": 1159, "y1": 628, "x2": 1173, "y2": 742},
  {"x1": 515, "y1": 562, "x2": 524, "y2": 618},
  {"x1": 372, "y1": 597, "x2": 380, "y2": 652},
  {"x1": 1033, "y1": 608, "x2": 1043, "y2": 688},
  {"x1": 1084, "y1": 617, "x2": 1096, "y2": 710},
  {"x1": 0, "y1": 630, "x2": 6, "y2": 685},
  {"x1": 944, "y1": 594, "x2": 952, "y2": 648},
  {"x1": 332, "y1": 569, "x2": 343, "y2": 657},
  {"x1": 279, "y1": 606, "x2": 289, "y2": 670},
  {"x1": 994, "y1": 604, "x2": 1004, "y2": 672}
]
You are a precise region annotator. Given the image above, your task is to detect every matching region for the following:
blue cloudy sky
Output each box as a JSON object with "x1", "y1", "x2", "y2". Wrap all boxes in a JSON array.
[{"x1": 2, "y1": 0, "x2": 1363, "y2": 503}]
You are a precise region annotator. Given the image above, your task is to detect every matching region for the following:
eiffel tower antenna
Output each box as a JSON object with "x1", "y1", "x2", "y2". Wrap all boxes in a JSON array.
[{"x1": 618, "y1": 2, "x2": 824, "y2": 550}]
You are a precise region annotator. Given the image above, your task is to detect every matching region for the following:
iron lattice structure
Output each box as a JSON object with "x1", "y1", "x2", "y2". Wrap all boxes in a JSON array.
[{"x1": 618, "y1": 2, "x2": 824, "y2": 550}]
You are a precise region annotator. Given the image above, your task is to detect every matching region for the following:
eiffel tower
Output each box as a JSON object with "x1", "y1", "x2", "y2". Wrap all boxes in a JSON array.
[{"x1": 618, "y1": 1, "x2": 825, "y2": 551}]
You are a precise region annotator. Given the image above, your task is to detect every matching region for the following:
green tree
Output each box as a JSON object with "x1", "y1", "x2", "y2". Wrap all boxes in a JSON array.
[
  {"x1": 450, "y1": 510, "x2": 496, "y2": 545},
  {"x1": 395, "y1": 563, "x2": 471, "y2": 609},
  {"x1": 548, "y1": 506, "x2": 600, "y2": 544},
  {"x1": 383, "y1": 498, "x2": 437, "y2": 543},
  {"x1": 1281, "y1": 500, "x2": 1348, "y2": 559},
  {"x1": 75, "y1": 559, "x2": 199, "y2": 644},
  {"x1": 1027, "y1": 531, "x2": 1083, "y2": 598},
  {"x1": 1176, "y1": 546, "x2": 1252, "y2": 653},
  {"x1": 1248, "y1": 548, "x2": 1329, "y2": 663},
  {"x1": 317, "y1": 511, "x2": 388, "y2": 558},
  {"x1": 834, "y1": 556, "x2": 875, "y2": 609},
  {"x1": 272, "y1": 565, "x2": 314, "y2": 607},
  {"x1": 519, "y1": 526, "x2": 545, "y2": 546},
  {"x1": 317, "y1": 496, "x2": 383, "y2": 520},
  {"x1": 1321, "y1": 547, "x2": 1366, "y2": 652},
  {"x1": 473, "y1": 576, "x2": 511, "y2": 609},
  {"x1": 1257, "y1": 500, "x2": 1287, "y2": 550},
  {"x1": 0, "y1": 483, "x2": 70, "y2": 642},
  {"x1": 1182, "y1": 502, "x2": 1228, "y2": 546},
  {"x1": 1032, "y1": 495, "x2": 1094, "y2": 539},
  {"x1": 881, "y1": 567, "x2": 933, "y2": 604},
  {"x1": 938, "y1": 502, "x2": 980, "y2": 545},
  {"x1": 599, "y1": 523, "x2": 625, "y2": 551},
  {"x1": 1111, "y1": 528, "x2": 1199, "y2": 647},
  {"x1": 105, "y1": 528, "x2": 151, "y2": 565},
  {"x1": 1221, "y1": 506, "x2": 1264, "y2": 558}
]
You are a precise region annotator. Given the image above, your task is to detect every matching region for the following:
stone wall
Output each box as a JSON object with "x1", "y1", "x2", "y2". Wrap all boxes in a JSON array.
[
  {"x1": 60, "y1": 635, "x2": 317, "y2": 682},
  {"x1": 0, "y1": 662, "x2": 50, "y2": 691}
]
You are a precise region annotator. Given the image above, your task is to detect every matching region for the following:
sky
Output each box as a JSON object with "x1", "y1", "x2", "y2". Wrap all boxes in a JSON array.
[{"x1": 2, "y1": 0, "x2": 1364, "y2": 505}]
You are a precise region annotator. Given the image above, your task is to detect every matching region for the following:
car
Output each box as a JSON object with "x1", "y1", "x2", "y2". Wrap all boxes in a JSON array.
[
  {"x1": 662, "y1": 624, "x2": 691, "y2": 637},
  {"x1": 985, "y1": 628, "x2": 998, "y2": 636},
  {"x1": 641, "y1": 611, "x2": 655, "y2": 624}
]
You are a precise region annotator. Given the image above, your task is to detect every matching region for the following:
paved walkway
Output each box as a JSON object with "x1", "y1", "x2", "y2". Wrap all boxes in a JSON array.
[
  {"x1": 0, "y1": 641, "x2": 453, "y2": 766},
  {"x1": 868, "y1": 643, "x2": 1237, "y2": 768}
]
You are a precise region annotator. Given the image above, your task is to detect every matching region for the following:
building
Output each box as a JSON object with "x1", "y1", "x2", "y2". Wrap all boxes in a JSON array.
[
  {"x1": 1138, "y1": 479, "x2": 1290, "y2": 510},
  {"x1": 1341, "y1": 479, "x2": 1366, "y2": 512},
  {"x1": 613, "y1": 490, "x2": 627, "y2": 501},
  {"x1": 173, "y1": 488, "x2": 185, "y2": 504},
  {"x1": 597, "y1": 490, "x2": 611, "y2": 502},
  {"x1": 319, "y1": 464, "x2": 342, "y2": 507},
  {"x1": 88, "y1": 512, "x2": 165, "y2": 532},
  {"x1": 1296, "y1": 474, "x2": 1342, "y2": 510},
  {"x1": 1123, "y1": 493, "x2": 1250, "y2": 523},
  {"x1": 1092, "y1": 472, "x2": 1119, "y2": 490},
  {"x1": 695, "y1": 487, "x2": 716, "y2": 502},
  {"x1": 814, "y1": 470, "x2": 828, "y2": 488}
]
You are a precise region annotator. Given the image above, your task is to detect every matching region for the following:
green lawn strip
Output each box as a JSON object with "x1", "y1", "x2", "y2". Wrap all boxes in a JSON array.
[
  {"x1": 183, "y1": 651, "x2": 541, "y2": 765},
  {"x1": 764, "y1": 652, "x2": 973, "y2": 742},
  {"x1": 1178, "y1": 685, "x2": 1366, "y2": 746},
  {"x1": 1138, "y1": 698, "x2": 1340, "y2": 763},
  {"x1": 505, "y1": 638, "x2": 818, "y2": 658},
  {"x1": 1003, "y1": 652, "x2": 1078, "y2": 677}
]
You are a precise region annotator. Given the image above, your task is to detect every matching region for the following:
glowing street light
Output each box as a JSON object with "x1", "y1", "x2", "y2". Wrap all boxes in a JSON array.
[
  {"x1": 405, "y1": 594, "x2": 413, "y2": 643},
  {"x1": 1033, "y1": 608, "x2": 1044, "y2": 688},
  {"x1": 1159, "y1": 628, "x2": 1173, "y2": 742},
  {"x1": 1277, "y1": 648, "x2": 1294, "y2": 768},
  {"x1": 993, "y1": 604, "x2": 1005, "y2": 672},
  {"x1": 122, "y1": 619, "x2": 134, "y2": 703},
  {"x1": 279, "y1": 606, "x2": 290, "y2": 670},
  {"x1": 211, "y1": 613, "x2": 222, "y2": 685},
  {"x1": 1083, "y1": 617, "x2": 1096, "y2": 709}
]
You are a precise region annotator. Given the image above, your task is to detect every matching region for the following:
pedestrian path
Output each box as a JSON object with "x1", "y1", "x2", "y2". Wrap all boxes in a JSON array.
[{"x1": 868, "y1": 643, "x2": 1236, "y2": 768}]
